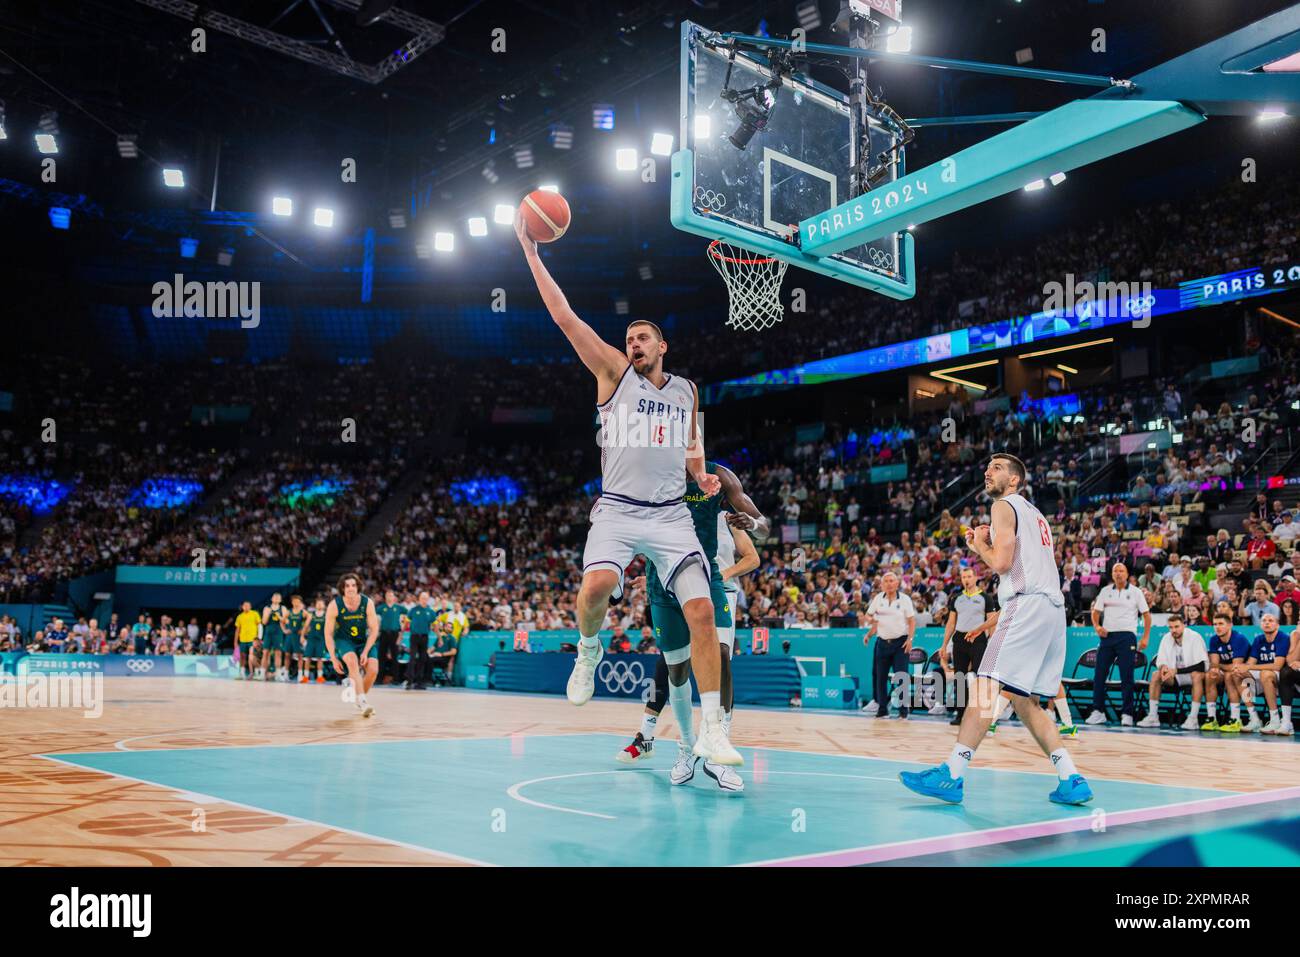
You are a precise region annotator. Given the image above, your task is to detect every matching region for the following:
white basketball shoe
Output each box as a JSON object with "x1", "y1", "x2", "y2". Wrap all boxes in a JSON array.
[{"x1": 566, "y1": 641, "x2": 604, "y2": 706}]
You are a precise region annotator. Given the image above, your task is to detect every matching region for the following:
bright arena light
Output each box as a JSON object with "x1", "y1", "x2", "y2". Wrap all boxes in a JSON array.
[
  {"x1": 313, "y1": 207, "x2": 335, "y2": 227},
  {"x1": 886, "y1": 26, "x2": 913, "y2": 54},
  {"x1": 272, "y1": 196, "x2": 293, "y2": 216},
  {"x1": 1024, "y1": 179, "x2": 1046, "y2": 192},
  {"x1": 1259, "y1": 109, "x2": 1288, "y2": 121},
  {"x1": 650, "y1": 132, "x2": 674, "y2": 156},
  {"x1": 467, "y1": 216, "x2": 488, "y2": 236},
  {"x1": 615, "y1": 148, "x2": 638, "y2": 171},
  {"x1": 694, "y1": 115, "x2": 712, "y2": 140},
  {"x1": 1049, "y1": 171, "x2": 1067, "y2": 186},
  {"x1": 162, "y1": 168, "x2": 185, "y2": 188},
  {"x1": 35, "y1": 133, "x2": 58, "y2": 154},
  {"x1": 538, "y1": 184, "x2": 559, "y2": 193},
  {"x1": 434, "y1": 231, "x2": 455, "y2": 253},
  {"x1": 493, "y1": 203, "x2": 515, "y2": 225}
]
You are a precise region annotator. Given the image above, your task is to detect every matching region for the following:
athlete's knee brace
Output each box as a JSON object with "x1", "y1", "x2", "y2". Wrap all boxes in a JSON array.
[
  {"x1": 670, "y1": 559, "x2": 712, "y2": 606},
  {"x1": 647, "y1": 654, "x2": 671, "y2": 714}
]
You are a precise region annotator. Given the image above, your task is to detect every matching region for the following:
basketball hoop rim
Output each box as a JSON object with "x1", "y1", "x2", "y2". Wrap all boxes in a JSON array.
[{"x1": 707, "y1": 239, "x2": 781, "y2": 266}]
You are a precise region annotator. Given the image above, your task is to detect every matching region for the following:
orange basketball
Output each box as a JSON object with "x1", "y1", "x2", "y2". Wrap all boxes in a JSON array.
[{"x1": 519, "y1": 190, "x2": 571, "y2": 243}]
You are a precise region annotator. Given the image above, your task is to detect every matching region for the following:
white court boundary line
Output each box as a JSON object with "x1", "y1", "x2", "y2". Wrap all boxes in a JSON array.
[
  {"x1": 505, "y1": 768, "x2": 900, "y2": 821},
  {"x1": 34, "y1": 752, "x2": 497, "y2": 867},
  {"x1": 108, "y1": 729, "x2": 600, "y2": 753}
]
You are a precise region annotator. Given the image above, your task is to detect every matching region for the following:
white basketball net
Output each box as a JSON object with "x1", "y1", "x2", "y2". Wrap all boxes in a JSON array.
[{"x1": 707, "y1": 240, "x2": 789, "y2": 332}]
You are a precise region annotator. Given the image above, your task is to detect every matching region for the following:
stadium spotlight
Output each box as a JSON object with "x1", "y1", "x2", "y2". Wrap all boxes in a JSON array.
[
  {"x1": 493, "y1": 203, "x2": 515, "y2": 225},
  {"x1": 434, "y1": 231, "x2": 455, "y2": 253},
  {"x1": 1049, "y1": 171, "x2": 1067, "y2": 186},
  {"x1": 217, "y1": 247, "x2": 234, "y2": 267},
  {"x1": 886, "y1": 26, "x2": 914, "y2": 54},
  {"x1": 593, "y1": 104, "x2": 615, "y2": 130},
  {"x1": 482, "y1": 160, "x2": 499, "y2": 184},
  {"x1": 1258, "y1": 109, "x2": 1288, "y2": 121},
  {"x1": 36, "y1": 111, "x2": 58, "y2": 153},
  {"x1": 162, "y1": 168, "x2": 185, "y2": 188},
  {"x1": 694, "y1": 114, "x2": 712, "y2": 140},
  {"x1": 116, "y1": 134, "x2": 138, "y2": 157},
  {"x1": 538, "y1": 184, "x2": 559, "y2": 193},
  {"x1": 467, "y1": 216, "x2": 488, "y2": 236},
  {"x1": 514, "y1": 144, "x2": 535, "y2": 169},
  {"x1": 549, "y1": 123, "x2": 574, "y2": 150},
  {"x1": 389, "y1": 208, "x2": 407, "y2": 228},
  {"x1": 48, "y1": 207, "x2": 71, "y2": 230},
  {"x1": 313, "y1": 207, "x2": 335, "y2": 227},
  {"x1": 1024, "y1": 179, "x2": 1046, "y2": 192},
  {"x1": 795, "y1": 1, "x2": 821, "y2": 31},
  {"x1": 616, "y1": 148, "x2": 638, "y2": 171},
  {"x1": 272, "y1": 196, "x2": 293, "y2": 216},
  {"x1": 0, "y1": 99, "x2": 6, "y2": 140},
  {"x1": 180, "y1": 237, "x2": 198, "y2": 258},
  {"x1": 650, "y1": 132, "x2": 674, "y2": 156}
]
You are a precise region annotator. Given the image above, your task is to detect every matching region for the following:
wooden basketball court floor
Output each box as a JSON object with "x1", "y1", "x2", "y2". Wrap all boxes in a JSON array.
[{"x1": 4, "y1": 678, "x2": 1298, "y2": 867}]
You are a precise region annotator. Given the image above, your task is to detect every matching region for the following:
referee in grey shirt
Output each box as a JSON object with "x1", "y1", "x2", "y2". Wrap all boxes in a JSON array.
[
  {"x1": 939, "y1": 566, "x2": 999, "y2": 726},
  {"x1": 863, "y1": 572, "x2": 916, "y2": 718}
]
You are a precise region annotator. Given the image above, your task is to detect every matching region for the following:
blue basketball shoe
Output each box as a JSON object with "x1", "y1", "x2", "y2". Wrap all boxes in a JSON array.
[
  {"x1": 899, "y1": 763, "x2": 965, "y2": 804},
  {"x1": 1049, "y1": 774, "x2": 1094, "y2": 806}
]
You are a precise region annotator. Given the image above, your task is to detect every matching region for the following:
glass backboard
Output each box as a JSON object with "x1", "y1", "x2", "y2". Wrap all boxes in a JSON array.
[{"x1": 671, "y1": 21, "x2": 915, "y2": 300}]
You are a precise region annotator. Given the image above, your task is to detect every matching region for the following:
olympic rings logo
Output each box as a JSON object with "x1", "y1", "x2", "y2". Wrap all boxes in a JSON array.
[
  {"x1": 866, "y1": 247, "x2": 896, "y2": 268},
  {"x1": 125, "y1": 658, "x2": 155, "y2": 672},
  {"x1": 597, "y1": 660, "x2": 646, "y2": 694},
  {"x1": 694, "y1": 187, "x2": 728, "y2": 212}
]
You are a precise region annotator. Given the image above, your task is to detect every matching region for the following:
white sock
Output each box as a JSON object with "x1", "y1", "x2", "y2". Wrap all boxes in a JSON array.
[
  {"x1": 1270, "y1": 710, "x2": 1280, "y2": 724},
  {"x1": 639, "y1": 713, "x2": 658, "y2": 739},
  {"x1": 1189, "y1": 701, "x2": 1201, "y2": 720},
  {"x1": 1055, "y1": 696, "x2": 1074, "y2": 726},
  {"x1": 669, "y1": 680, "x2": 696, "y2": 749},
  {"x1": 1207, "y1": 702, "x2": 1217, "y2": 719},
  {"x1": 1282, "y1": 706, "x2": 1292, "y2": 723},
  {"x1": 947, "y1": 743, "x2": 973, "y2": 779},
  {"x1": 700, "y1": 689, "x2": 721, "y2": 715},
  {"x1": 1230, "y1": 702, "x2": 1241, "y2": 720},
  {"x1": 994, "y1": 697, "x2": 1011, "y2": 722},
  {"x1": 1148, "y1": 699, "x2": 1159, "y2": 718},
  {"x1": 578, "y1": 633, "x2": 600, "y2": 653},
  {"x1": 722, "y1": 710, "x2": 732, "y2": 735},
  {"x1": 1050, "y1": 748, "x2": 1077, "y2": 781}
]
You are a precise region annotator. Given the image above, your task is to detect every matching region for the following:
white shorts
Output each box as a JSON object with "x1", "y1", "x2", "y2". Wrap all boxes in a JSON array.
[
  {"x1": 978, "y1": 592, "x2": 1067, "y2": 699},
  {"x1": 583, "y1": 498, "x2": 706, "y2": 602}
]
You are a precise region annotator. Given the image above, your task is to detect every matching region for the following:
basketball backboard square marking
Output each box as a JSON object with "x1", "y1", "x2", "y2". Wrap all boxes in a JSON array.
[{"x1": 763, "y1": 148, "x2": 837, "y2": 239}]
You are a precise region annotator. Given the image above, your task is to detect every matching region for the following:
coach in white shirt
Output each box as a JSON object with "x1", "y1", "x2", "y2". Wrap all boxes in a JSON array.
[
  {"x1": 1086, "y1": 563, "x2": 1152, "y2": 727},
  {"x1": 863, "y1": 572, "x2": 916, "y2": 718}
]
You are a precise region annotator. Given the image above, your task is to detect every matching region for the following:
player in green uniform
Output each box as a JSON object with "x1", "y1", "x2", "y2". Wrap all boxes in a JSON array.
[
  {"x1": 324, "y1": 573, "x2": 380, "y2": 717},
  {"x1": 285, "y1": 595, "x2": 307, "y2": 684},
  {"x1": 615, "y1": 462, "x2": 768, "y2": 791},
  {"x1": 300, "y1": 596, "x2": 329, "y2": 683},
  {"x1": 261, "y1": 592, "x2": 290, "y2": 682}
]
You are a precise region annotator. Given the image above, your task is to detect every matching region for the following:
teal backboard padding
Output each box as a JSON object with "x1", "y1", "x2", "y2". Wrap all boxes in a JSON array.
[{"x1": 800, "y1": 98, "x2": 1206, "y2": 256}]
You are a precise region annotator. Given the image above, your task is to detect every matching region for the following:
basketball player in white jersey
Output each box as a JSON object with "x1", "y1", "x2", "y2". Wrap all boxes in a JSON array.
[
  {"x1": 900, "y1": 454, "x2": 1093, "y2": 805},
  {"x1": 516, "y1": 214, "x2": 741, "y2": 765}
]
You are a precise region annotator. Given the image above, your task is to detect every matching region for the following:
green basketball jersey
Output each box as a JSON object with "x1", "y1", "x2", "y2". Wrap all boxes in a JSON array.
[{"x1": 334, "y1": 595, "x2": 370, "y2": 645}]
